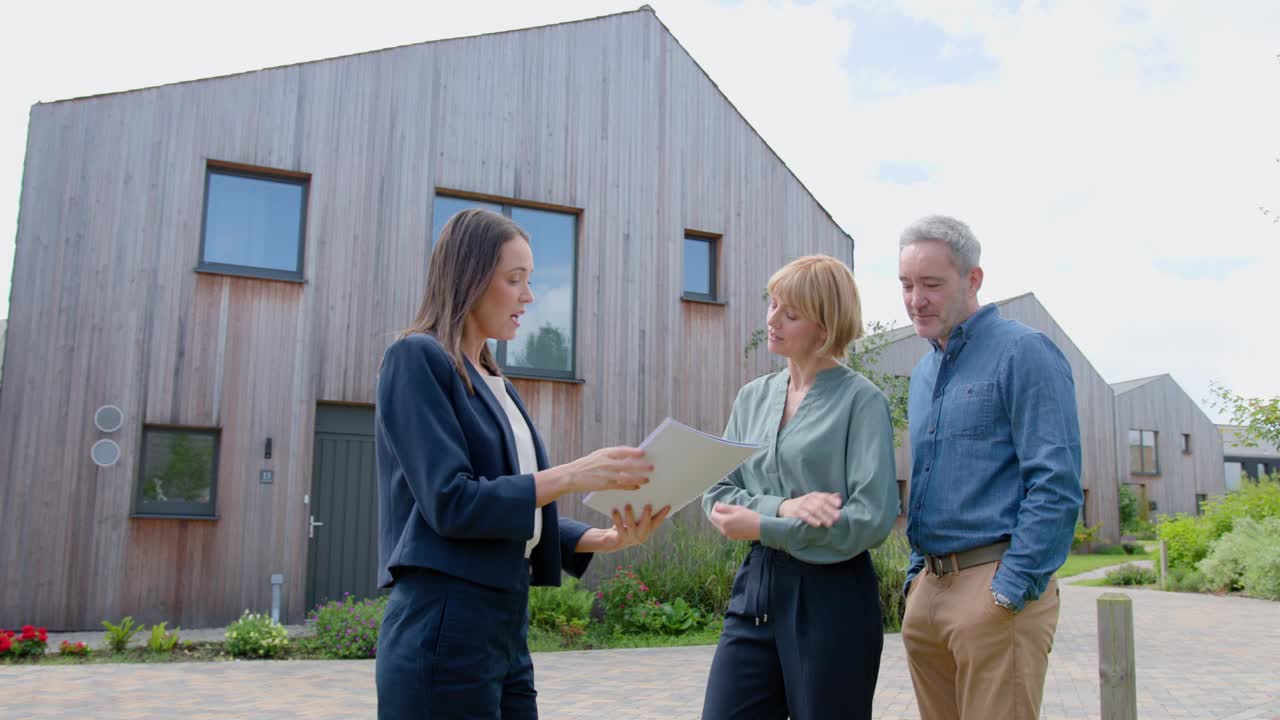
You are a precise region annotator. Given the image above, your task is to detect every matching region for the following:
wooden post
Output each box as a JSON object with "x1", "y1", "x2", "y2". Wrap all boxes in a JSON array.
[
  {"x1": 1097, "y1": 593, "x2": 1138, "y2": 720},
  {"x1": 1159, "y1": 539, "x2": 1169, "y2": 590}
]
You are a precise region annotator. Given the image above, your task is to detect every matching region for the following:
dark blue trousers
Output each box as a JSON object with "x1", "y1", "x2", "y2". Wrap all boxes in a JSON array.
[
  {"x1": 701, "y1": 545, "x2": 883, "y2": 720},
  {"x1": 376, "y1": 568, "x2": 535, "y2": 720}
]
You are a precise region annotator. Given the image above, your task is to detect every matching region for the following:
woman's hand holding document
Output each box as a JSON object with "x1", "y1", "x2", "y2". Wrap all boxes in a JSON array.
[{"x1": 584, "y1": 418, "x2": 761, "y2": 518}]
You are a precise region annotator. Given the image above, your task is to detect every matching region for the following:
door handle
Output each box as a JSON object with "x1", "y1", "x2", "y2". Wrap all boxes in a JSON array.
[{"x1": 309, "y1": 515, "x2": 324, "y2": 539}]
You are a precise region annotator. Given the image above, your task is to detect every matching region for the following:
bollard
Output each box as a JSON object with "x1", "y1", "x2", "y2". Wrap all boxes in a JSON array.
[
  {"x1": 1097, "y1": 592, "x2": 1137, "y2": 720},
  {"x1": 271, "y1": 573, "x2": 285, "y2": 623},
  {"x1": 1159, "y1": 539, "x2": 1169, "y2": 590}
]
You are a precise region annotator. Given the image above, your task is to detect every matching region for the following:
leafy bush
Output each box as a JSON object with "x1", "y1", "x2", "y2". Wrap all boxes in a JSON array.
[
  {"x1": 225, "y1": 611, "x2": 288, "y2": 658},
  {"x1": 1200, "y1": 479, "x2": 1280, "y2": 539},
  {"x1": 58, "y1": 640, "x2": 91, "y2": 657},
  {"x1": 146, "y1": 622, "x2": 181, "y2": 653},
  {"x1": 627, "y1": 597, "x2": 706, "y2": 636},
  {"x1": 308, "y1": 593, "x2": 385, "y2": 659},
  {"x1": 1164, "y1": 566, "x2": 1207, "y2": 593},
  {"x1": 598, "y1": 565, "x2": 654, "y2": 632},
  {"x1": 1121, "y1": 542, "x2": 1144, "y2": 555},
  {"x1": 102, "y1": 617, "x2": 145, "y2": 653},
  {"x1": 528, "y1": 577, "x2": 594, "y2": 640},
  {"x1": 1090, "y1": 544, "x2": 1127, "y2": 556},
  {"x1": 1126, "y1": 519, "x2": 1157, "y2": 540},
  {"x1": 627, "y1": 522, "x2": 750, "y2": 618},
  {"x1": 1156, "y1": 514, "x2": 1214, "y2": 569},
  {"x1": 1118, "y1": 484, "x2": 1140, "y2": 531},
  {"x1": 871, "y1": 531, "x2": 910, "y2": 633},
  {"x1": 0, "y1": 626, "x2": 48, "y2": 658},
  {"x1": 1104, "y1": 564, "x2": 1158, "y2": 586},
  {"x1": 1197, "y1": 517, "x2": 1280, "y2": 600},
  {"x1": 1072, "y1": 521, "x2": 1101, "y2": 549}
]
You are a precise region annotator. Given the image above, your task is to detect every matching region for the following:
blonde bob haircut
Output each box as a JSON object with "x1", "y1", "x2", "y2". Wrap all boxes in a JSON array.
[{"x1": 766, "y1": 255, "x2": 863, "y2": 360}]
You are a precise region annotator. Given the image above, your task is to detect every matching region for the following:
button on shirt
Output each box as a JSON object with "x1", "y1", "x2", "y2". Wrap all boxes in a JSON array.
[{"x1": 905, "y1": 304, "x2": 1082, "y2": 610}]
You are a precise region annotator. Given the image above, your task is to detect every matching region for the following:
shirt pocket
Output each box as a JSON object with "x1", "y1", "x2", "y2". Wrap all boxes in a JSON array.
[{"x1": 944, "y1": 382, "x2": 995, "y2": 439}]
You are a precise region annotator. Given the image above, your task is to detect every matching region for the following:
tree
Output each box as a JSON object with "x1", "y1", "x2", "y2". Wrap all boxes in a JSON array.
[
  {"x1": 1210, "y1": 382, "x2": 1280, "y2": 449},
  {"x1": 143, "y1": 434, "x2": 214, "y2": 502},
  {"x1": 515, "y1": 323, "x2": 570, "y2": 372}
]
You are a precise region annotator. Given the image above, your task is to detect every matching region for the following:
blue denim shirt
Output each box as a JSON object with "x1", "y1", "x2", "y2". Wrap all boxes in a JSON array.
[{"x1": 904, "y1": 304, "x2": 1082, "y2": 610}]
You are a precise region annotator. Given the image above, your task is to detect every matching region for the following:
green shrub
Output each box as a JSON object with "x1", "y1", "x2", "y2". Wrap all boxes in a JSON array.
[
  {"x1": 225, "y1": 611, "x2": 288, "y2": 658},
  {"x1": 309, "y1": 593, "x2": 386, "y2": 659},
  {"x1": 1126, "y1": 519, "x2": 1157, "y2": 540},
  {"x1": 1104, "y1": 564, "x2": 1158, "y2": 586},
  {"x1": 146, "y1": 622, "x2": 181, "y2": 653},
  {"x1": 628, "y1": 522, "x2": 750, "y2": 618},
  {"x1": 1118, "y1": 484, "x2": 1140, "y2": 530},
  {"x1": 871, "y1": 531, "x2": 910, "y2": 633},
  {"x1": 528, "y1": 577, "x2": 593, "y2": 638},
  {"x1": 1072, "y1": 521, "x2": 1100, "y2": 549},
  {"x1": 1155, "y1": 514, "x2": 1213, "y2": 569},
  {"x1": 1121, "y1": 542, "x2": 1144, "y2": 555},
  {"x1": 1197, "y1": 517, "x2": 1280, "y2": 600},
  {"x1": 626, "y1": 597, "x2": 706, "y2": 636},
  {"x1": 1200, "y1": 479, "x2": 1280, "y2": 539},
  {"x1": 101, "y1": 616, "x2": 145, "y2": 653},
  {"x1": 1164, "y1": 567, "x2": 1207, "y2": 593}
]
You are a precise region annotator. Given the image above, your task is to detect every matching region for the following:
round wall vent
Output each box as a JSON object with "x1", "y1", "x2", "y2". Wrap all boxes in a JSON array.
[
  {"x1": 91, "y1": 439, "x2": 121, "y2": 467},
  {"x1": 94, "y1": 405, "x2": 124, "y2": 433}
]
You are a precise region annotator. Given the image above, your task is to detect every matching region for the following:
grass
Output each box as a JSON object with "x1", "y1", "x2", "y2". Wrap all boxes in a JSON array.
[
  {"x1": 1057, "y1": 548, "x2": 1153, "y2": 578},
  {"x1": 528, "y1": 622, "x2": 721, "y2": 653},
  {"x1": 0, "y1": 637, "x2": 349, "y2": 666}
]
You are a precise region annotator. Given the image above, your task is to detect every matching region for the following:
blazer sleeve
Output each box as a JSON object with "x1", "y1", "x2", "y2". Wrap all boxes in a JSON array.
[
  {"x1": 557, "y1": 517, "x2": 593, "y2": 578},
  {"x1": 377, "y1": 337, "x2": 537, "y2": 541}
]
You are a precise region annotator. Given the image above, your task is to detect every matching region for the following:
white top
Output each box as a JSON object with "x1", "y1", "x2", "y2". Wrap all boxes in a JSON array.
[{"x1": 482, "y1": 374, "x2": 542, "y2": 558}]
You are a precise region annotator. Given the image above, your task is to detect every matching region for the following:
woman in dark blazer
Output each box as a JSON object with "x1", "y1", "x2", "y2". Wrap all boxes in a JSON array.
[{"x1": 375, "y1": 208, "x2": 669, "y2": 719}]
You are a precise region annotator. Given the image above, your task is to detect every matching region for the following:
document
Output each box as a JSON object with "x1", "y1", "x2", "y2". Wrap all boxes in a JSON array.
[{"x1": 584, "y1": 417, "x2": 761, "y2": 518}]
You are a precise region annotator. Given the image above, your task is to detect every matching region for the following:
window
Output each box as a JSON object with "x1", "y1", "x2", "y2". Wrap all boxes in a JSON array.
[
  {"x1": 1195, "y1": 493, "x2": 1207, "y2": 515},
  {"x1": 897, "y1": 480, "x2": 907, "y2": 516},
  {"x1": 1080, "y1": 488, "x2": 1090, "y2": 527},
  {"x1": 134, "y1": 428, "x2": 219, "y2": 518},
  {"x1": 199, "y1": 164, "x2": 308, "y2": 281},
  {"x1": 682, "y1": 232, "x2": 720, "y2": 303},
  {"x1": 431, "y1": 194, "x2": 578, "y2": 379},
  {"x1": 1129, "y1": 429, "x2": 1159, "y2": 475},
  {"x1": 1182, "y1": 433, "x2": 1192, "y2": 454}
]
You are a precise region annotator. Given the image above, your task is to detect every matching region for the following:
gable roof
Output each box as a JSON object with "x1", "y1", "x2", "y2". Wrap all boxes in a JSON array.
[
  {"x1": 37, "y1": 6, "x2": 851, "y2": 245},
  {"x1": 857, "y1": 291, "x2": 1039, "y2": 351},
  {"x1": 1111, "y1": 375, "x2": 1165, "y2": 395}
]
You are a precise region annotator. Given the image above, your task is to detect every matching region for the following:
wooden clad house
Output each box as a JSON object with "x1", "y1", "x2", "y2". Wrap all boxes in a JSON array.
[
  {"x1": 0, "y1": 8, "x2": 854, "y2": 630},
  {"x1": 866, "y1": 292, "x2": 1123, "y2": 543},
  {"x1": 1219, "y1": 424, "x2": 1280, "y2": 489},
  {"x1": 1112, "y1": 375, "x2": 1225, "y2": 519}
]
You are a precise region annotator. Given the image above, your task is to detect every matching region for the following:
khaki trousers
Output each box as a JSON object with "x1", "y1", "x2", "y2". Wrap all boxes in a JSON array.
[{"x1": 901, "y1": 561, "x2": 1059, "y2": 720}]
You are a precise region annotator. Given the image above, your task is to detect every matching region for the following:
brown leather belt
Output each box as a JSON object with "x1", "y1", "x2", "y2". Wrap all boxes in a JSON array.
[{"x1": 923, "y1": 541, "x2": 1010, "y2": 576}]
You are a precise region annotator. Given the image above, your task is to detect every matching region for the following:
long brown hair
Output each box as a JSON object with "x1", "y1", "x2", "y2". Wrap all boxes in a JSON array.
[{"x1": 400, "y1": 208, "x2": 529, "y2": 393}]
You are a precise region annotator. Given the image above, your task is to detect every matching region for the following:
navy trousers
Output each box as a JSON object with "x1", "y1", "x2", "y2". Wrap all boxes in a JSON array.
[
  {"x1": 376, "y1": 568, "x2": 535, "y2": 720},
  {"x1": 701, "y1": 545, "x2": 883, "y2": 720}
]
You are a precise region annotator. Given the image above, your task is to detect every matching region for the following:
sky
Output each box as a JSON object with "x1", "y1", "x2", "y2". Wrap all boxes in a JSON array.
[{"x1": 1, "y1": 0, "x2": 1276, "y2": 420}]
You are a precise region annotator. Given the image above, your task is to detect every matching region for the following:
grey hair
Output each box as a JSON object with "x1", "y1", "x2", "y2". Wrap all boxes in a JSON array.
[{"x1": 899, "y1": 215, "x2": 981, "y2": 272}]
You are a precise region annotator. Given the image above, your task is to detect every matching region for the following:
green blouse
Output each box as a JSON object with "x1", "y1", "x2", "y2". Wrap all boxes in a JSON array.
[{"x1": 703, "y1": 363, "x2": 898, "y2": 564}]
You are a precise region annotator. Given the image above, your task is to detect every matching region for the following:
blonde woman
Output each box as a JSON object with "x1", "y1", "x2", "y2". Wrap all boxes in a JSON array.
[
  {"x1": 375, "y1": 208, "x2": 671, "y2": 719},
  {"x1": 701, "y1": 255, "x2": 897, "y2": 720}
]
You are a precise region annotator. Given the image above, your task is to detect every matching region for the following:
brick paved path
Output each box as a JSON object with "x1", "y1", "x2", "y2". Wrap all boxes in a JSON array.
[{"x1": 2, "y1": 584, "x2": 1277, "y2": 719}]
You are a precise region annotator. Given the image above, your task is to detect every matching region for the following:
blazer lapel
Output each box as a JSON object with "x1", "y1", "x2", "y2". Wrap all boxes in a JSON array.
[{"x1": 464, "y1": 358, "x2": 521, "y2": 475}]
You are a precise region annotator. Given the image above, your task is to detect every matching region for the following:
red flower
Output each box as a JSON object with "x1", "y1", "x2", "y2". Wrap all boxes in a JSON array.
[
  {"x1": 38, "y1": 629, "x2": 48, "y2": 642},
  {"x1": 21, "y1": 626, "x2": 36, "y2": 640},
  {"x1": 0, "y1": 636, "x2": 11, "y2": 653}
]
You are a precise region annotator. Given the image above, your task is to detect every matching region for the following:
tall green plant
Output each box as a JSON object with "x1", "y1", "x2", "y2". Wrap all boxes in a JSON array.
[
  {"x1": 871, "y1": 531, "x2": 911, "y2": 632},
  {"x1": 628, "y1": 521, "x2": 750, "y2": 617},
  {"x1": 101, "y1": 616, "x2": 145, "y2": 653}
]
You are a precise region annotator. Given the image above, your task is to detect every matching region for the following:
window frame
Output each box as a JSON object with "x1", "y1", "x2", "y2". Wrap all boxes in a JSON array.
[
  {"x1": 1182, "y1": 433, "x2": 1192, "y2": 455},
  {"x1": 431, "y1": 190, "x2": 582, "y2": 382},
  {"x1": 132, "y1": 425, "x2": 221, "y2": 519},
  {"x1": 1129, "y1": 428, "x2": 1160, "y2": 476},
  {"x1": 680, "y1": 230, "x2": 723, "y2": 305},
  {"x1": 196, "y1": 162, "x2": 310, "y2": 283}
]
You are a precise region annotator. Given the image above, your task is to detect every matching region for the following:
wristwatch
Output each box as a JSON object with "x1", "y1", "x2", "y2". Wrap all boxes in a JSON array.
[{"x1": 992, "y1": 589, "x2": 1018, "y2": 613}]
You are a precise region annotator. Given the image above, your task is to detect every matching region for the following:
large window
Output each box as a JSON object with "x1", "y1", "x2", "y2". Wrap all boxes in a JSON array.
[
  {"x1": 1129, "y1": 429, "x2": 1159, "y2": 475},
  {"x1": 134, "y1": 428, "x2": 219, "y2": 518},
  {"x1": 682, "y1": 232, "x2": 720, "y2": 303},
  {"x1": 199, "y1": 164, "x2": 308, "y2": 281},
  {"x1": 431, "y1": 194, "x2": 578, "y2": 379}
]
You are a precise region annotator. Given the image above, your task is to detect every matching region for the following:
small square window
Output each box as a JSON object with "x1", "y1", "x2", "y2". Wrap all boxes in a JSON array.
[
  {"x1": 682, "y1": 232, "x2": 720, "y2": 303},
  {"x1": 134, "y1": 428, "x2": 219, "y2": 518},
  {"x1": 198, "y1": 164, "x2": 308, "y2": 281},
  {"x1": 897, "y1": 480, "x2": 907, "y2": 517}
]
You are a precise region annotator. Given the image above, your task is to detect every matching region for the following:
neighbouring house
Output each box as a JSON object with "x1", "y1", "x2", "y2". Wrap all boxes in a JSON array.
[
  {"x1": 0, "y1": 8, "x2": 854, "y2": 629},
  {"x1": 865, "y1": 292, "x2": 1123, "y2": 543},
  {"x1": 1220, "y1": 425, "x2": 1280, "y2": 490},
  {"x1": 1112, "y1": 375, "x2": 1226, "y2": 518}
]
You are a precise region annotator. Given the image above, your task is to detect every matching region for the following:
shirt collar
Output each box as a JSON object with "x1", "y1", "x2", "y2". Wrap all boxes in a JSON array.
[{"x1": 929, "y1": 303, "x2": 1000, "y2": 354}]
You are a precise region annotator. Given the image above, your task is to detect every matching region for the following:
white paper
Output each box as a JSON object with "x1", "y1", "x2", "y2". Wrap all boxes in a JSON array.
[{"x1": 583, "y1": 417, "x2": 761, "y2": 519}]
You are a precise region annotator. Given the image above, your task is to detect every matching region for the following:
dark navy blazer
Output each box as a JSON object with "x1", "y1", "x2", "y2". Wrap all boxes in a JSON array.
[{"x1": 375, "y1": 333, "x2": 592, "y2": 591}]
